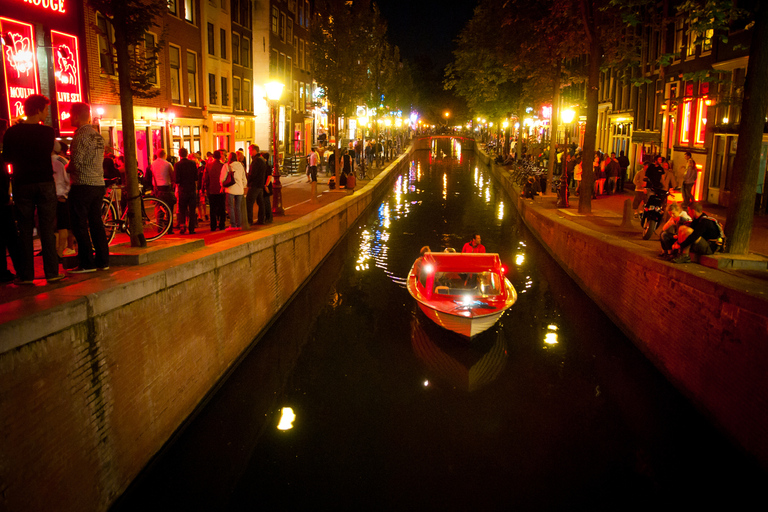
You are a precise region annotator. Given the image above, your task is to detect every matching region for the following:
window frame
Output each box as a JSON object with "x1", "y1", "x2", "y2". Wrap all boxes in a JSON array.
[
  {"x1": 232, "y1": 33, "x2": 240, "y2": 65},
  {"x1": 220, "y1": 28, "x2": 227, "y2": 60},
  {"x1": 96, "y1": 13, "x2": 116, "y2": 76},
  {"x1": 169, "y1": 44, "x2": 182, "y2": 104},
  {"x1": 183, "y1": 0, "x2": 195, "y2": 24},
  {"x1": 221, "y1": 76, "x2": 229, "y2": 106},
  {"x1": 233, "y1": 76, "x2": 241, "y2": 111},
  {"x1": 209, "y1": 73, "x2": 218, "y2": 105},
  {"x1": 143, "y1": 31, "x2": 158, "y2": 86},
  {"x1": 187, "y1": 50, "x2": 198, "y2": 107},
  {"x1": 207, "y1": 23, "x2": 215, "y2": 56},
  {"x1": 242, "y1": 37, "x2": 250, "y2": 68},
  {"x1": 271, "y1": 6, "x2": 279, "y2": 34}
]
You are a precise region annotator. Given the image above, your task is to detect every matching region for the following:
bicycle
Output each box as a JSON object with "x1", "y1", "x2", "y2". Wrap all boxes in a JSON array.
[{"x1": 101, "y1": 178, "x2": 173, "y2": 244}]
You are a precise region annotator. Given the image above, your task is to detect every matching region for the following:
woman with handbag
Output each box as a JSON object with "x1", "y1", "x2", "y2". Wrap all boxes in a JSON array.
[{"x1": 220, "y1": 152, "x2": 246, "y2": 230}]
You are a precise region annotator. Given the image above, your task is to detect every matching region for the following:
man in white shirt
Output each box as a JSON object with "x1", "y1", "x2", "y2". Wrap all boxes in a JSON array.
[{"x1": 151, "y1": 149, "x2": 176, "y2": 233}]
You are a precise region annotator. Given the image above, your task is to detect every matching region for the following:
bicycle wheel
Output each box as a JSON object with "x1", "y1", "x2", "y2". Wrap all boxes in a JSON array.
[
  {"x1": 140, "y1": 197, "x2": 172, "y2": 241},
  {"x1": 102, "y1": 198, "x2": 118, "y2": 244}
]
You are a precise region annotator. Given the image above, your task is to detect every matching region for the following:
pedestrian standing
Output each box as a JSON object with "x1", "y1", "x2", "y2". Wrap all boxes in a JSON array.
[
  {"x1": 262, "y1": 152, "x2": 273, "y2": 224},
  {"x1": 617, "y1": 150, "x2": 630, "y2": 193},
  {"x1": 0, "y1": 119, "x2": 22, "y2": 283},
  {"x1": 246, "y1": 145, "x2": 267, "y2": 225},
  {"x1": 308, "y1": 147, "x2": 318, "y2": 182},
  {"x1": 67, "y1": 102, "x2": 109, "y2": 274},
  {"x1": 221, "y1": 152, "x2": 246, "y2": 230},
  {"x1": 52, "y1": 141, "x2": 73, "y2": 259},
  {"x1": 151, "y1": 149, "x2": 176, "y2": 234},
  {"x1": 174, "y1": 148, "x2": 198, "y2": 234},
  {"x1": 203, "y1": 150, "x2": 226, "y2": 231},
  {"x1": 682, "y1": 152, "x2": 697, "y2": 208},
  {"x1": 2, "y1": 95, "x2": 62, "y2": 283}
]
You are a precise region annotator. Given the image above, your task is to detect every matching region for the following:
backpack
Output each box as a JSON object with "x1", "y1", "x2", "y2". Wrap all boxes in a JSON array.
[{"x1": 709, "y1": 216, "x2": 727, "y2": 252}]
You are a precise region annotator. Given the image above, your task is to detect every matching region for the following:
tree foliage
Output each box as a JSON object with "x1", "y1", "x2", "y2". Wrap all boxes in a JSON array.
[
  {"x1": 87, "y1": 0, "x2": 166, "y2": 246},
  {"x1": 88, "y1": 0, "x2": 165, "y2": 99}
]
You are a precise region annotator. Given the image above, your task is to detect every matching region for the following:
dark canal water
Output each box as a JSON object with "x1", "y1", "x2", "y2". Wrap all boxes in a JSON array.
[{"x1": 114, "y1": 139, "x2": 764, "y2": 511}]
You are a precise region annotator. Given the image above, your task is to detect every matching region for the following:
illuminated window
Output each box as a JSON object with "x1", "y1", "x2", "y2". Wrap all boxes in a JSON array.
[
  {"x1": 680, "y1": 100, "x2": 692, "y2": 144},
  {"x1": 695, "y1": 83, "x2": 710, "y2": 146},
  {"x1": 187, "y1": 51, "x2": 197, "y2": 106},
  {"x1": 168, "y1": 0, "x2": 177, "y2": 16},
  {"x1": 169, "y1": 45, "x2": 181, "y2": 103},
  {"x1": 184, "y1": 0, "x2": 194, "y2": 24}
]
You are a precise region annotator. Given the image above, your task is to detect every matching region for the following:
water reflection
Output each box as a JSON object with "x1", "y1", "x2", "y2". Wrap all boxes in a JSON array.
[{"x1": 410, "y1": 314, "x2": 507, "y2": 392}]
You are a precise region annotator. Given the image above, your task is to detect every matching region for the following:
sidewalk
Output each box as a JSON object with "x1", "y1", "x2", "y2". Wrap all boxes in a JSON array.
[
  {"x1": 0, "y1": 158, "x2": 396, "y2": 309},
  {"x1": 521, "y1": 182, "x2": 768, "y2": 287}
]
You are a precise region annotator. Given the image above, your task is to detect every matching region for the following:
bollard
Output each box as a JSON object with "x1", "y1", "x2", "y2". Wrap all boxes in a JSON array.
[
  {"x1": 620, "y1": 198, "x2": 634, "y2": 227},
  {"x1": 311, "y1": 181, "x2": 318, "y2": 203}
]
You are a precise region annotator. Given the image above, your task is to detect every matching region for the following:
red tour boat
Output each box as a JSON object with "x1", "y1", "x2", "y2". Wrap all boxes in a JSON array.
[{"x1": 407, "y1": 252, "x2": 518, "y2": 338}]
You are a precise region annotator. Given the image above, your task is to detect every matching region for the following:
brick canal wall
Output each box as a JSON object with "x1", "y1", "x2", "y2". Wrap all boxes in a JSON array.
[
  {"x1": 476, "y1": 149, "x2": 768, "y2": 466},
  {"x1": 0, "y1": 153, "x2": 411, "y2": 512}
]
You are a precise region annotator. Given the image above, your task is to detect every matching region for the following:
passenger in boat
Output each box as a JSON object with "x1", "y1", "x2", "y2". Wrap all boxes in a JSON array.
[{"x1": 462, "y1": 234, "x2": 486, "y2": 253}]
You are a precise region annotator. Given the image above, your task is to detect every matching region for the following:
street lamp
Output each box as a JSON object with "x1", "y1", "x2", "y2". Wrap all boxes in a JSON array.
[{"x1": 265, "y1": 81, "x2": 285, "y2": 214}]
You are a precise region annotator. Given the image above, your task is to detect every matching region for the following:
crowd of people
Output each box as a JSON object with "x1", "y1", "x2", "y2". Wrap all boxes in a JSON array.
[{"x1": 0, "y1": 95, "x2": 281, "y2": 285}]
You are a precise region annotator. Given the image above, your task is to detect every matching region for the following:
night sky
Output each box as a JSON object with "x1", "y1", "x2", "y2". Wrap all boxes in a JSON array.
[{"x1": 378, "y1": 0, "x2": 477, "y2": 72}]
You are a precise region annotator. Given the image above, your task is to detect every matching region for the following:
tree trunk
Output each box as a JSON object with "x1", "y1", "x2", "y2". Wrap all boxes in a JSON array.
[
  {"x1": 547, "y1": 62, "x2": 561, "y2": 196},
  {"x1": 579, "y1": 33, "x2": 601, "y2": 214},
  {"x1": 725, "y1": 4, "x2": 768, "y2": 254},
  {"x1": 113, "y1": 21, "x2": 146, "y2": 247}
]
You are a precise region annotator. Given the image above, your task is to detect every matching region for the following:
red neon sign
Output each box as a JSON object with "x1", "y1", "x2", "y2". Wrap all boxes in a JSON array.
[
  {"x1": 20, "y1": 0, "x2": 67, "y2": 14},
  {"x1": 0, "y1": 17, "x2": 40, "y2": 124},
  {"x1": 51, "y1": 30, "x2": 82, "y2": 135}
]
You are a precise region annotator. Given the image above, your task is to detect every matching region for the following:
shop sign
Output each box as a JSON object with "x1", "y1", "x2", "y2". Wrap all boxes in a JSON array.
[
  {"x1": 0, "y1": 17, "x2": 40, "y2": 124},
  {"x1": 51, "y1": 30, "x2": 82, "y2": 135},
  {"x1": 20, "y1": 0, "x2": 67, "y2": 14}
]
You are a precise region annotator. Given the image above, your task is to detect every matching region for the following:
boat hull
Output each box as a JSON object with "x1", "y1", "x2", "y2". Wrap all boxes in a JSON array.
[{"x1": 413, "y1": 281, "x2": 516, "y2": 338}]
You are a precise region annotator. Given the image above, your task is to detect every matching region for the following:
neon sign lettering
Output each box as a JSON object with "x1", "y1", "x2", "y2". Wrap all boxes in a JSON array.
[
  {"x1": 22, "y1": 0, "x2": 66, "y2": 14},
  {"x1": 0, "y1": 17, "x2": 40, "y2": 124},
  {"x1": 51, "y1": 30, "x2": 82, "y2": 135}
]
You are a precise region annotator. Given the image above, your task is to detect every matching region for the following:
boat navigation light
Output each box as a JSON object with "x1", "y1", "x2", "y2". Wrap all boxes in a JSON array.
[
  {"x1": 462, "y1": 295, "x2": 472, "y2": 306},
  {"x1": 501, "y1": 265, "x2": 507, "y2": 275},
  {"x1": 424, "y1": 264, "x2": 434, "y2": 274}
]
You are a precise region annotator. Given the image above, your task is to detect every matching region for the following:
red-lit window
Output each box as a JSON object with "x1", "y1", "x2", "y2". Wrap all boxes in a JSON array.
[
  {"x1": 51, "y1": 31, "x2": 83, "y2": 136},
  {"x1": 695, "y1": 83, "x2": 710, "y2": 146},
  {"x1": 0, "y1": 17, "x2": 41, "y2": 124},
  {"x1": 680, "y1": 100, "x2": 692, "y2": 144}
]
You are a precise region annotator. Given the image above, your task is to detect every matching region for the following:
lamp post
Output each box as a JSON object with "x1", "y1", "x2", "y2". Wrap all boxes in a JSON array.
[
  {"x1": 358, "y1": 115, "x2": 368, "y2": 178},
  {"x1": 265, "y1": 81, "x2": 285, "y2": 214},
  {"x1": 561, "y1": 108, "x2": 576, "y2": 175}
]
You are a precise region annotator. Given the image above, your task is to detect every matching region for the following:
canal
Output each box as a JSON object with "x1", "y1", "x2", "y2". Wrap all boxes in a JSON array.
[{"x1": 113, "y1": 139, "x2": 764, "y2": 511}]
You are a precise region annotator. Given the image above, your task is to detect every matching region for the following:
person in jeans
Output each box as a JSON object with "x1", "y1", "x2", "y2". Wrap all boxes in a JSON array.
[
  {"x1": 0, "y1": 118, "x2": 22, "y2": 283},
  {"x1": 203, "y1": 150, "x2": 226, "y2": 231},
  {"x1": 67, "y1": 102, "x2": 109, "y2": 273},
  {"x1": 2, "y1": 95, "x2": 62, "y2": 283},
  {"x1": 246, "y1": 144, "x2": 267, "y2": 225},
  {"x1": 174, "y1": 148, "x2": 198, "y2": 234},
  {"x1": 151, "y1": 149, "x2": 176, "y2": 234},
  {"x1": 221, "y1": 152, "x2": 246, "y2": 230}
]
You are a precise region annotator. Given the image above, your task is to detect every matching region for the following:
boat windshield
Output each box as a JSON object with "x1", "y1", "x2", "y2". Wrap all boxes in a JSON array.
[{"x1": 432, "y1": 272, "x2": 502, "y2": 298}]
